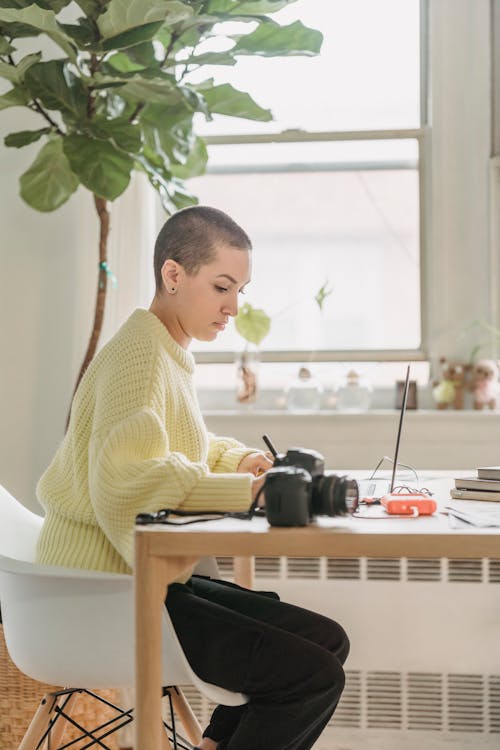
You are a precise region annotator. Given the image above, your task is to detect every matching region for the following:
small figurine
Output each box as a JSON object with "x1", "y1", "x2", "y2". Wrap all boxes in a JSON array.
[
  {"x1": 432, "y1": 357, "x2": 471, "y2": 410},
  {"x1": 470, "y1": 359, "x2": 499, "y2": 410}
]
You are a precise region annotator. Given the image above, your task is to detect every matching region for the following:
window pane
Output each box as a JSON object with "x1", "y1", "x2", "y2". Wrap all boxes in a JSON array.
[
  {"x1": 191, "y1": 0, "x2": 421, "y2": 136},
  {"x1": 189, "y1": 141, "x2": 421, "y2": 356}
]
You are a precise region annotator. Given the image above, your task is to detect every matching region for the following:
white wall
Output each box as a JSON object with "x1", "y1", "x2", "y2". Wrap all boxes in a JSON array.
[
  {"x1": 0, "y1": 0, "x2": 497, "y2": 511},
  {"x1": 425, "y1": 0, "x2": 495, "y2": 365},
  {"x1": 0, "y1": 107, "x2": 155, "y2": 510},
  {"x1": 0, "y1": 105, "x2": 98, "y2": 510}
]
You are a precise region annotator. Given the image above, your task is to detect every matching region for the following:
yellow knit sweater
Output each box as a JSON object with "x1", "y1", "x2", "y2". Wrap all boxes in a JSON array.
[{"x1": 36, "y1": 309, "x2": 254, "y2": 576}]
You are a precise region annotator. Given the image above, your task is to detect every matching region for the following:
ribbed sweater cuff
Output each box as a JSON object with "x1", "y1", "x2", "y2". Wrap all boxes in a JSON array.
[
  {"x1": 181, "y1": 472, "x2": 253, "y2": 513},
  {"x1": 213, "y1": 446, "x2": 256, "y2": 474}
]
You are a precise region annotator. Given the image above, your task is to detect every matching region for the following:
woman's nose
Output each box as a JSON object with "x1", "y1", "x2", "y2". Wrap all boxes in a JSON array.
[{"x1": 222, "y1": 292, "x2": 239, "y2": 317}]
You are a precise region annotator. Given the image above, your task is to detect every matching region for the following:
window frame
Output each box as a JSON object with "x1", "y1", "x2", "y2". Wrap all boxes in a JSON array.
[{"x1": 193, "y1": 0, "x2": 430, "y2": 364}]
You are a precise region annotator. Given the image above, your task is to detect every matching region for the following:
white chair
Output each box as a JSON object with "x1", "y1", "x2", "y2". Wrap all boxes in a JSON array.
[{"x1": 0, "y1": 484, "x2": 247, "y2": 749}]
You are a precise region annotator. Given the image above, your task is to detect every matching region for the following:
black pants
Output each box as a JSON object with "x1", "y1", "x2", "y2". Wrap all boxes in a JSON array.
[{"x1": 166, "y1": 576, "x2": 349, "y2": 750}]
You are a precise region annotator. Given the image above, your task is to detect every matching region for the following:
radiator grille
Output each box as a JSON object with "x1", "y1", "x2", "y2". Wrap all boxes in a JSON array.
[
  {"x1": 490, "y1": 675, "x2": 500, "y2": 732},
  {"x1": 407, "y1": 558, "x2": 442, "y2": 581},
  {"x1": 254, "y1": 557, "x2": 281, "y2": 578},
  {"x1": 215, "y1": 557, "x2": 234, "y2": 578},
  {"x1": 366, "y1": 671, "x2": 402, "y2": 729},
  {"x1": 329, "y1": 670, "x2": 361, "y2": 728},
  {"x1": 179, "y1": 672, "x2": 500, "y2": 736},
  {"x1": 489, "y1": 560, "x2": 500, "y2": 583},
  {"x1": 407, "y1": 672, "x2": 443, "y2": 730},
  {"x1": 214, "y1": 556, "x2": 500, "y2": 582},
  {"x1": 448, "y1": 674, "x2": 484, "y2": 732},
  {"x1": 448, "y1": 559, "x2": 483, "y2": 583},
  {"x1": 326, "y1": 558, "x2": 360, "y2": 579},
  {"x1": 366, "y1": 558, "x2": 401, "y2": 581},
  {"x1": 286, "y1": 557, "x2": 321, "y2": 579}
]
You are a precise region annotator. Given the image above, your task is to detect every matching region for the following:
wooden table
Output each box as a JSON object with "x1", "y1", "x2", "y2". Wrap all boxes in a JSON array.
[{"x1": 134, "y1": 478, "x2": 500, "y2": 749}]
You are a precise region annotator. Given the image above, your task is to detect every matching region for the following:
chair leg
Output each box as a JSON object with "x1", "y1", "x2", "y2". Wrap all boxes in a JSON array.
[
  {"x1": 18, "y1": 692, "x2": 58, "y2": 750},
  {"x1": 46, "y1": 691, "x2": 80, "y2": 748},
  {"x1": 169, "y1": 687, "x2": 202, "y2": 746},
  {"x1": 160, "y1": 717, "x2": 173, "y2": 750}
]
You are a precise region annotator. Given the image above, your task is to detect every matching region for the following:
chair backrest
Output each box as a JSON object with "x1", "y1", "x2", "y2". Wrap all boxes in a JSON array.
[
  {"x1": 0, "y1": 484, "x2": 246, "y2": 705},
  {"x1": 0, "y1": 484, "x2": 43, "y2": 562}
]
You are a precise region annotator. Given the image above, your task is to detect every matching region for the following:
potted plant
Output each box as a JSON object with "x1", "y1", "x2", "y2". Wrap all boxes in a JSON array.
[
  {"x1": 0, "y1": 0, "x2": 322, "y2": 402},
  {"x1": 234, "y1": 280, "x2": 332, "y2": 404}
]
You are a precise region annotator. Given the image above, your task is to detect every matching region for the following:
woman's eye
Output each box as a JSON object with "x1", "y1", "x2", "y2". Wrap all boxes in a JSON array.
[
  {"x1": 215, "y1": 285, "x2": 228, "y2": 293},
  {"x1": 239, "y1": 289, "x2": 246, "y2": 295}
]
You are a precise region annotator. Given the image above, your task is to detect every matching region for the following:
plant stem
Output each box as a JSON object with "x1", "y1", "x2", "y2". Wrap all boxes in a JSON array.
[
  {"x1": 128, "y1": 101, "x2": 145, "y2": 123},
  {"x1": 66, "y1": 194, "x2": 110, "y2": 428},
  {"x1": 29, "y1": 99, "x2": 64, "y2": 135}
]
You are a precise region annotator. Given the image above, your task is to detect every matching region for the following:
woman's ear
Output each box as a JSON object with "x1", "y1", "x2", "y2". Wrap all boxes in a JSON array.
[{"x1": 160, "y1": 259, "x2": 180, "y2": 293}]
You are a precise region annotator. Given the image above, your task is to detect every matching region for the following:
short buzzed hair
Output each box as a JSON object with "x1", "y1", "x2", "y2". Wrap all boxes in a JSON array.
[{"x1": 153, "y1": 206, "x2": 252, "y2": 292}]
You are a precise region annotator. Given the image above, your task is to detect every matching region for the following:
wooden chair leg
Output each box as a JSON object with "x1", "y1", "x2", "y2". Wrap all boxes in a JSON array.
[
  {"x1": 46, "y1": 691, "x2": 80, "y2": 748},
  {"x1": 169, "y1": 687, "x2": 202, "y2": 746},
  {"x1": 160, "y1": 717, "x2": 173, "y2": 750},
  {"x1": 18, "y1": 692, "x2": 58, "y2": 750}
]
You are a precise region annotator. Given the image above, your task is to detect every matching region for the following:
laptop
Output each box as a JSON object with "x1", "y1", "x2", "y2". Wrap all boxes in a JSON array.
[{"x1": 358, "y1": 364, "x2": 411, "y2": 500}]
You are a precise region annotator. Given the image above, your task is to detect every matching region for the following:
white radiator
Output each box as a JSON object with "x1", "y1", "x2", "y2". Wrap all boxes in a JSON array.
[{"x1": 178, "y1": 556, "x2": 500, "y2": 750}]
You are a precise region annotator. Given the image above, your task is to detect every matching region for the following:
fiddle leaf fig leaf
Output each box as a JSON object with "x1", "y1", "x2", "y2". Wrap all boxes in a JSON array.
[
  {"x1": 136, "y1": 151, "x2": 198, "y2": 214},
  {"x1": 0, "y1": 5, "x2": 77, "y2": 62},
  {"x1": 170, "y1": 136, "x2": 208, "y2": 179},
  {"x1": 20, "y1": 137, "x2": 79, "y2": 212},
  {"x1": 180, "y1": 51, "x2": 236, "y2": 67},
  {"x1": 200, "y1": 82, "x2": 272, "y2": 121},
  {"x1": 5, "y1": 126, "x2": 50, "y2": 147},
  {"x1": 24, "y1": 59, "x2": 87, "y2": 119},
  {"x1": 74, "y1": 0, "x2": 102, "y2": 18},
  {"x1": 63, "y1": 134, "x2": 133, "y2": 200},
  {"x1": 0, "y1": 35, "x2": 15, "y2": 55},
  {"x1": 0, "y1": 52, "x2": 41, "y2": 84},
  {"x1": 98, "y1": 0, "x2": 193, "y2": 39},
  {"x1": 235, "y1": 303, "x2": 271, "y2": 346},
  {"x1": 0, "y1": 85, "x2": 30, "y2": 110},
  {"x1": 87, "y1": 118, "x2": 142, "y2": 154},
  {"x1": 204, "y1": 0, "x2": 292, "y2": 12},
  {"x1": 101, "y1": 21, "x2": 164, "y2": 51},
  {"x1": 231, "y1": 19, "x2": 323, "y2": 56}
]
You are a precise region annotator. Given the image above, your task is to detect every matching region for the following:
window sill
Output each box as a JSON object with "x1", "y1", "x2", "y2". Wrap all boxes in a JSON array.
[{"x1": 203, "y1": 408, "x2": 500, "y2": 471}]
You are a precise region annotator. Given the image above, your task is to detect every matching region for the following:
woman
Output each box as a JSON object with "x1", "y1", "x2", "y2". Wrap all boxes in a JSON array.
[{"x1": 36, "y1": 206, "x2": 349, "y2": 750}]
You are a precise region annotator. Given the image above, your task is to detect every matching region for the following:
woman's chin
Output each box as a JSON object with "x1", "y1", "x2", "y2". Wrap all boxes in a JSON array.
[{"x1": 194, "y1": 329, "x2": 219, "y2": 342}]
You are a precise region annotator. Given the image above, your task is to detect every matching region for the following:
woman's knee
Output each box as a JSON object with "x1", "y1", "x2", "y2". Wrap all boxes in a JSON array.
[
  {"x1": 321, "y1": 654, "x2": 346, "y2": 711},
  {"x1": 334, "y1": 623, "x2": 350, "y2": 665}
]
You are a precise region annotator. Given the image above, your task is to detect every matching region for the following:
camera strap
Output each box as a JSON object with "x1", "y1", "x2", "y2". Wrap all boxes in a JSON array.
[{"x1": 136, "y1": 496, "x2": 265, "y2": 527}]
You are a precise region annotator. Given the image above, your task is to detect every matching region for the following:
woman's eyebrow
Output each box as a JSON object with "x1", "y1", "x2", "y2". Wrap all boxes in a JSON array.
[
  {"x1": 216, "y1": 273, "x2": 250, "y2": 286},
  {"x1": 215, "y1": 273, "x2": 237, "y2": 284}
]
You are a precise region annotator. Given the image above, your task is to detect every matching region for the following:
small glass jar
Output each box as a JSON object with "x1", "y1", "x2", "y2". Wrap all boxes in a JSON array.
[
  {"x1": 236, "y1": 348, "x2": 259, "y2": 405},
  {"x1": 335, "y1": 369, "x2": 372, "y2": 412},
  {"x1": 285, "y1": 367, "x2": 324, "y2": 412}
]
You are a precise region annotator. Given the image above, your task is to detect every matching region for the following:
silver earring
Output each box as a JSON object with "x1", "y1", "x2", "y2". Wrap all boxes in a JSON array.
[{"x1": 169, "y1": 286, "x2": 177, "y2": 294}]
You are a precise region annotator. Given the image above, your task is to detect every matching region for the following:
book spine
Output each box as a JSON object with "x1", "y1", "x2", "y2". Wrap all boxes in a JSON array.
[{"x1": 478, "y1": 471, "x2": 500, "y2": 480}]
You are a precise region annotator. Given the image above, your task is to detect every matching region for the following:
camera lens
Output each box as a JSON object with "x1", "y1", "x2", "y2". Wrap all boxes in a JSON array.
[
  {"x1": 264, "y1": 466, "x2": 312, "y2": 526},
  {"x1": 312, "y1": 471, "x2": 359, "y2": 516}
]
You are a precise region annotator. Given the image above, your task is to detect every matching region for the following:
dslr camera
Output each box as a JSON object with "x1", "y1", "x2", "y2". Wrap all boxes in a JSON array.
[{"x1": 262, "y1": 446, "x2": 359, "y2": 527}]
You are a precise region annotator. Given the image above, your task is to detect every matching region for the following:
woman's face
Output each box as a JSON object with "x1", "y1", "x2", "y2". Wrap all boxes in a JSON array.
[{"x1": 169, "y1": 243, "x2": 251, "y2": 346}]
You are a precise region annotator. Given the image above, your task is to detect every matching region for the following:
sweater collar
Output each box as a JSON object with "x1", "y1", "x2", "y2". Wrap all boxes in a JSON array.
[{"x1": 132, "y1": 309, "x2": 195, "y2": 374}]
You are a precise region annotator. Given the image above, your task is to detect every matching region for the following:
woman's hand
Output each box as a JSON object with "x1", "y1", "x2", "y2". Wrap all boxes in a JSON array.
[
  {"x1": 251, "y1": 473, "x2": 267, "y2": 507},
  {"x1": 238, "y1": 451, "x2": 274, "y2": 477}
]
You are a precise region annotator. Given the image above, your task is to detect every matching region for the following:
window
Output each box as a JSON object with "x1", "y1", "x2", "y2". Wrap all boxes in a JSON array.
[{"x1": 186, "y1": 0, "x2": 426, "y2": 362}]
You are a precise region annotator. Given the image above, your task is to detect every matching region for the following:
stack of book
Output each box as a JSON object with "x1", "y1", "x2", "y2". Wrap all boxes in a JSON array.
[{"x1": 451, "y1": 466, "x2": 500, "y2": 502}]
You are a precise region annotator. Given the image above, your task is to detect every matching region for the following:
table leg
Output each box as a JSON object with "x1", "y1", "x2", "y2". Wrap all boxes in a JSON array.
[
  {"x1": 134, "y1": 534, "x2": 197, "y2": 750},
  {"x1": 234, "y1": 556, "x2": 255, "y2": 589}
]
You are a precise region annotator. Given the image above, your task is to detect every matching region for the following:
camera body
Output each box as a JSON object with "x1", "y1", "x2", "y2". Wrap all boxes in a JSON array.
[{"x1": 263, "y1": 447, "x2": 359, "y2": 527}]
